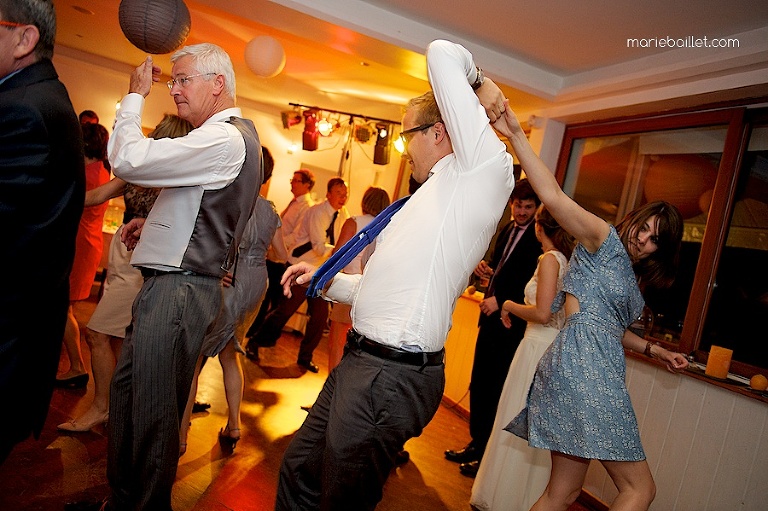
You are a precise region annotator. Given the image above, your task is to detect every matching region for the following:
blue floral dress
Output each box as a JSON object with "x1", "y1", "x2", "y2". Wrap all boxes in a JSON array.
[{"x1": 506, "y1": 227, "x2": 646, "y2": 461}]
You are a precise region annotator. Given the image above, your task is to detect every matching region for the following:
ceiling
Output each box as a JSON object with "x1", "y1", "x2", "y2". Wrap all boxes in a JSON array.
[{"x1": 54, "y1": 0, "x2": 768, "y2": 124}]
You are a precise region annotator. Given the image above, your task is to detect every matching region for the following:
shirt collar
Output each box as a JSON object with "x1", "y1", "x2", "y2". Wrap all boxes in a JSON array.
[{"x1": 203, "y1": 107, "x2": 244, "y2": 125}]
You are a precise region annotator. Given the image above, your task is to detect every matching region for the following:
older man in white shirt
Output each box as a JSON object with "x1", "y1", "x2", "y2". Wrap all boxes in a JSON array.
[{"x1": 275, "y1": 39, "x2": 515, "y2": 510}]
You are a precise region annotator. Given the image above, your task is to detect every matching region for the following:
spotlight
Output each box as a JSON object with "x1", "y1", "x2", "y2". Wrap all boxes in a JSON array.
[
  {"x1": 317, "y1": 116, "x2": 340, "y2": 137},
  {"x1": 354, "y1": 124, "x2": 372, "y2": 143},
  {"x1": 302, "y1": 108, "x2": 319, "y2": 151},
  {"x1": 373, "y1": 122, "x2": 391, "y2": 165},
  {"x1": 281, "y1": 110, "x2": 301, "y2": 129}
]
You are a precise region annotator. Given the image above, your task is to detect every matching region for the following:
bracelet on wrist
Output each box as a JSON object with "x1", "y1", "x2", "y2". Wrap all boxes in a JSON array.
[{"x1": 644, "y1": 341, "x2": 657, "y2": 358}]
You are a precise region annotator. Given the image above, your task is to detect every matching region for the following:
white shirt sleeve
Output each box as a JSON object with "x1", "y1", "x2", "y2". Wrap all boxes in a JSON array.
[
  {"x1": 108, "y1": 94, "x2": 246, "y2": 190},
  {"x1": 323, "y1": 272, "x2": 361, "y2": 305},
  {"x1": 426, "y1": 40, "x2": 501, "y2": 172}
]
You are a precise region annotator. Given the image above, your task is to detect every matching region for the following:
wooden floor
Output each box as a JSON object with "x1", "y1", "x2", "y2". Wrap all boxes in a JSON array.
[{"x1": 0, "y1": 290, "x2": 592, "y2": 511}]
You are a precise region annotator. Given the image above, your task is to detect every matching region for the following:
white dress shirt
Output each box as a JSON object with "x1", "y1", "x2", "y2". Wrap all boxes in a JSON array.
[
  {"x1": 324, "y1": 40, "x2": 515, "y2": 352},
  {"x1": 108, "y1": 93, "x2": 247, "y2": 270},
  {"x1": 289, "y1": 200, "x2": 350, "y2": 267},
  {"x1": 279, "y1": 192, "x2": 315, "y2": 254}
]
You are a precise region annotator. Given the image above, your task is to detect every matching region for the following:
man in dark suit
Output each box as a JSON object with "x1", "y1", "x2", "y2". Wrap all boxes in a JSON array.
[
  {"x1": 445, "y1": 179, "x2": 541, "y2": 476},
  {"x1": 0, "y1": 0, "x2": 85, "y2": 464}
]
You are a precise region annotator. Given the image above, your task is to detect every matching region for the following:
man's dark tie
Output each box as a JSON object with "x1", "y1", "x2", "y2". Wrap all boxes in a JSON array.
[
  {"x1": 326, "y1": 211, "x2": 339, "y2": 245},
  {"x1": 307, "y1": 196, "x2": 410, "y2": 298},
  {"x1": 487, "y1": 225, "x2": 520, "y2": 295}
]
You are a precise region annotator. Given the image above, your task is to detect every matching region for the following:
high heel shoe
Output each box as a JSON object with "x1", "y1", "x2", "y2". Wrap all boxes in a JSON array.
[
  {"x1": 54, "y1": 373, "x2": 89, "y2": 389},
  {"x1": 218, "y1": 425, "x2": 241, "y2": 453},
  {"x1": 57, "y1": 412, "x2": 108, "y2": 433}
]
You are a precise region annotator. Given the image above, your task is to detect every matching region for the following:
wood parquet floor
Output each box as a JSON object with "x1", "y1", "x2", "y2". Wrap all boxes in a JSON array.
[{"x1": 0, "y1": 290, "x2": 593, "y2": 511}]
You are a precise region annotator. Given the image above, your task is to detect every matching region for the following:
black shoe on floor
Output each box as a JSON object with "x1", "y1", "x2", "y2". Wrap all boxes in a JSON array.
[
  {"x1": 55, "y1": 373, "x2": 89, "y2": 389},
  {"x1": 192, "y1": 401, "x2": 211, "y2": 413},
  {"x1": 298, "y1": 360, "x2": 319, "y2": 373},
  {"x1": 395, "y1": 450, "x2": 410, "y2": 465},
  {"x1": 445, "y1": 444, "x2": 480, "y2": 463},
  {"x1": 244, "y1": 348, "x2": 260, "y2": 363},
  {"x1": 459, "y1": 460, "x2": 479, "y2": 477}
]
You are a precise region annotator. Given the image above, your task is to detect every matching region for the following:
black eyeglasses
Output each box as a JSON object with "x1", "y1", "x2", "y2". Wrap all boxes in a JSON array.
[{"x1": 399, "y1": 122, "x2": 438, "y2": 144}]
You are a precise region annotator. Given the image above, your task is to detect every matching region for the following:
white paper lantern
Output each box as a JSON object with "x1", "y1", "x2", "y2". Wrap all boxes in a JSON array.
[{"x1": 244, "y1": 36, "x2": 286, "y2": 78}]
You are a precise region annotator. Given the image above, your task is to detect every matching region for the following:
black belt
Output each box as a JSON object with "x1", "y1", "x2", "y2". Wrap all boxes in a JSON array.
[
  {"x1": 347, "y1": 330, "x2": 444, "y2": 367},
  {"x1": 140, "y1": 268, "x2": 199, "y2": 278}
]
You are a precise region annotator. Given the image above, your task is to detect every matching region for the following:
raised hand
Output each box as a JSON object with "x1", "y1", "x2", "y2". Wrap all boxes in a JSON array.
[{"x1": 129, "y1": 56, "x2": 161, "y2": 98}]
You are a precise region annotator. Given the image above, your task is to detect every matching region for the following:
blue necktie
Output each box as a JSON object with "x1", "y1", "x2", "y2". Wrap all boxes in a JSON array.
[{"x1": 306, "y1": 196, "x2": 410, "y2": 298}]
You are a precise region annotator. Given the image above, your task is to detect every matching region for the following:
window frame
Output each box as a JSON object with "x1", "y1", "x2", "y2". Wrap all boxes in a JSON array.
[{"x1": 554, "y1": 105, "x2": 768, "y2": 381}]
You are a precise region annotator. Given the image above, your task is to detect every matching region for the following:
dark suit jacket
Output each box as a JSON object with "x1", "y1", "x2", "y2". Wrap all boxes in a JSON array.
[
  {"x1": 478, "y1": 221, "x2": 542, "y2": 333},
  {"x1": 0, "y1": 59, "x2": 84, "y2": 458}
]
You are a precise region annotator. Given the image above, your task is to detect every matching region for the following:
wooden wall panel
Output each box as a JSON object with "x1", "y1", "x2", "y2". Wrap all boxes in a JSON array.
[{"x1": 583, "y1": 358, "x2": 768, "y2": 511}]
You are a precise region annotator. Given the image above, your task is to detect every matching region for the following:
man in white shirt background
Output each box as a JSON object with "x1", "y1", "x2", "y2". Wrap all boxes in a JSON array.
[
  {"x1": 244, "y1": 168, "x2": 315, "y2": 347},
  {"x1": 248, "y1": 177, "x2": 349, "y2": 373},
  {"x1": 275, "y1": 39, "x2": 515, "y2": 510}
]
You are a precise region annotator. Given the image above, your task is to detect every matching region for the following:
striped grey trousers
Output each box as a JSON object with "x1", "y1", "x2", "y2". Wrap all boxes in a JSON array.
[{"x1": 107, "y1": 273, "x2": 222, "y2": 511}]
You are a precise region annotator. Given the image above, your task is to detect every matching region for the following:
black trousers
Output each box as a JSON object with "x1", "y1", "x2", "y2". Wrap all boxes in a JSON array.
[
  {"x1": 276, "y1": 346, "x2": 445, "y2": 510},
  {"x1": 250, "y1": 283, "x2": 328, "y2": 365},
  {"x1": 468, "y1": 312, "x2": 526, "y2": 455},
  {"x1": 246, "y1": 259, "x2": 287, "y2": 338}
]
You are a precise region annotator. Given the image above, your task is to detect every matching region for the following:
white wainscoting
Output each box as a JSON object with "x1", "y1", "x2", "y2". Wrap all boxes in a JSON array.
[{"x1": 584, "y1": 357, "x2": 768, "y2": 511}]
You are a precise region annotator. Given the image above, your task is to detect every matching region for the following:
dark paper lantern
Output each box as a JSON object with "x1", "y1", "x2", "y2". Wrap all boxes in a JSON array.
[{"x1": 119, "y1": 0, "x2": 191, "y2": 55}]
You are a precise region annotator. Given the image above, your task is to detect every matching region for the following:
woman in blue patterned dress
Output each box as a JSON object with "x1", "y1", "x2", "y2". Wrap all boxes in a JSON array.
[{"x1": 494, "y1": 105, "x2": 689, "y2": 510}]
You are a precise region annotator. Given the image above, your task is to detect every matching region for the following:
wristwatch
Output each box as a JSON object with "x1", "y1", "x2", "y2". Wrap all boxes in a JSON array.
[{"x1": 471, "y1": 67, "x2": 485, "y2": 90}]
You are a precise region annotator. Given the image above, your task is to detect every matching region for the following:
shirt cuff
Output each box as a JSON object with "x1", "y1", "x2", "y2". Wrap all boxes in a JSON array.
[{"x1": 322, "y1": 273, "x2": 361, "y2": 304}]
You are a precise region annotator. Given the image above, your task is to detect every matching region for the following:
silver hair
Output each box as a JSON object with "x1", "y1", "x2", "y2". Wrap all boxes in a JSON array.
[
  {"x1": 0, "y1": 0, "x2": 56, "y2": 60},
  {"x1": 171, "y1": 43, "x2": 236, "y2": 100}
]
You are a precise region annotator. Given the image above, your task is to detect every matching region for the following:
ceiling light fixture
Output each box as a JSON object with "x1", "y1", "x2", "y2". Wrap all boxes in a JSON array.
[{"x1": 287, "y1": 103, "x2": 399, "y2": 166}]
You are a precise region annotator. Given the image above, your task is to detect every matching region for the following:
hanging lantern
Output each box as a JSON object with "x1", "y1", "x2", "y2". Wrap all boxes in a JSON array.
[
  {"x1": 244, "y1": 36, "x2": 286, "y2": 78},
  {"x1": 118, "y1": 0, "x2": 191, "y2": 55}
]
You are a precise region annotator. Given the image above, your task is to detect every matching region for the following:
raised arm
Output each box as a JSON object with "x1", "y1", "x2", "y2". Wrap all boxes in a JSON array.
[
  {"x1": 493, "y1": 105, "x2": 609, "y2": 253},
  {"x1": 85, "y1": 177, "x2": 127, "y2": 207},
  {"x1": 500, "y1": 253, "x2": 559, "y2": 327}
]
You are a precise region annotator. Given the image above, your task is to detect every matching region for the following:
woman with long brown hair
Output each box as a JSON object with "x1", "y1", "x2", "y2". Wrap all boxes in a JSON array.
[{"x1": 494, "y1": 105, "x2": 688, "y2": 511}]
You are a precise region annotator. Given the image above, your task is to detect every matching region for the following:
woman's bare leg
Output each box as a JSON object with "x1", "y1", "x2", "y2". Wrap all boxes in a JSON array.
[
  {"x1": 179, "y1": 356, "x2": 205, "y2": 455},
  {"x1": 59, "y1": 304, "x2": 87, "y2": 378},
  {"x1": 219, "y1": 340, "x2": 243, "y2": 437},
  {"x1": 601, "y1": 459, "x2": 655, "y2": 511},
  {"x1": 531, "y1": 451, "x2": 590, "y2": 511}
]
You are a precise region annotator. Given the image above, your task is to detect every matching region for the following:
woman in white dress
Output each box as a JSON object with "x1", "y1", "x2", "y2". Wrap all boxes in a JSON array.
[{"x1": 471, "y1": 205, "x2": 574, "y2": 511}]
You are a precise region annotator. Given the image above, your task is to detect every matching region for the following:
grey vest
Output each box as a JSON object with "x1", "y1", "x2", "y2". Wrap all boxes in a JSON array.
[{"x1": 180, "y1": 117, "x2": 262, "y2": 277}]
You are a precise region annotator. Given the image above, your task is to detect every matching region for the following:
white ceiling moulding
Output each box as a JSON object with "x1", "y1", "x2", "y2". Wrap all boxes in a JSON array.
[{"x1": 267, "y1": 0, "x2": 563, "y2": 99}]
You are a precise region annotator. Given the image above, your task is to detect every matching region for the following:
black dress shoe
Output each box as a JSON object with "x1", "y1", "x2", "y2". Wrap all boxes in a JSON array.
[
  {"x1": 459, "y1": 460, "x2": 480, "y2": 477},
  {"x1": 244, "y1": 348, "x2": 260, "y2": 363},
  {"x1": 55, "y1": 373, "x2": 89, "y2": 389},
  {"x1": 298, "y1": 360, "x2": 319, "y2": 373},
  {"x1": 445, "y1": 444, "x2": 480, "y2": 463},
  {"x1": 192, "y1": 401, "x2": 211, "y2": 413}
]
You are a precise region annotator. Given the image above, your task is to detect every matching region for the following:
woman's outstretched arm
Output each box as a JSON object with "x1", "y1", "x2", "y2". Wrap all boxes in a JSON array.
[{"x1": 493, "y1": 104, "x2": 608, "y2": 253}]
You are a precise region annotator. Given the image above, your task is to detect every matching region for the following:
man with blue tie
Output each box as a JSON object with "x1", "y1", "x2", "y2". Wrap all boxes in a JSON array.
[{"x1": 274, "y1": 39, "x2": 517, "y2": 510}]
